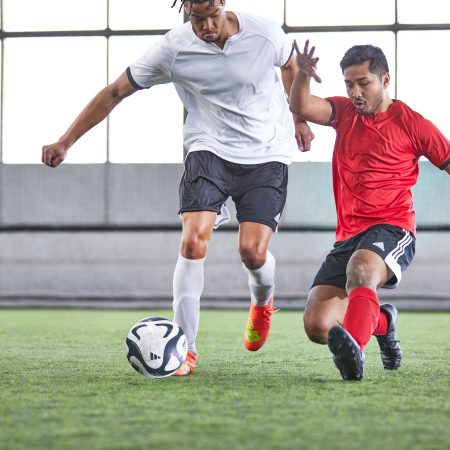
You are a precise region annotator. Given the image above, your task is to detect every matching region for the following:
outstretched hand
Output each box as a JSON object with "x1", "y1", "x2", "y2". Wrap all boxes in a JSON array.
[{"x1": 293, "y1": 40, "x2": 322, "y2": 83}]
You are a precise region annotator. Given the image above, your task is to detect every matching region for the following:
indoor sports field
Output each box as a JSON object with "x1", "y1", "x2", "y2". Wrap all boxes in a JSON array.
[
  {"x1": 1, "y1": 309, "x2": 449, "y2": 450},
  {"x1": 1, "y1": 1, "x2": 450, "y2": 450}
]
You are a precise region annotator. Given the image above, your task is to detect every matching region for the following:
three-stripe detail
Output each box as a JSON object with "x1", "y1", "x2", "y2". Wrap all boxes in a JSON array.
[{"x1": 389, "y1": 230, "x2": 413, "y2": 260}]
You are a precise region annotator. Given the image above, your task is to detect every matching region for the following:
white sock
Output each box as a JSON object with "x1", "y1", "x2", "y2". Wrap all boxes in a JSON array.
[
  {"x1": 172, "y1": 254, "x2": 205, "y2": 355},
  {"x1": 242, "y1": 250, "x2": 276, "y2": 306}
]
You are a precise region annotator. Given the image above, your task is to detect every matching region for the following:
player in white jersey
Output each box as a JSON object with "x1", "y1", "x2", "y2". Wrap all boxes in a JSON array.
[{"x1": 42, "y1": 0, "x2": 313, "y2": 376}]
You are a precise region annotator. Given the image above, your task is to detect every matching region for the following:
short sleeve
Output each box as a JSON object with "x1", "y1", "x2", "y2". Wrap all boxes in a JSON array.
[
  {"x1": 325, "y1": 96, "x2": 352, "y2": 128},
  {"x1": 271, "y1": 22, "x2": 294, "y2": 67},
  {"x1": 127, "y1": 34, "x2": 174, "y2": 89},
  {"x1": 414, "y1": 116, "x2": 450, "y2": 170}
]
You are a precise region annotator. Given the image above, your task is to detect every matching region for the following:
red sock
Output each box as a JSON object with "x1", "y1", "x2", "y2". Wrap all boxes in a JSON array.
[
  {"x1": 343, "y1": 287, "x2": 380, "y2": 350},
  {"x1": 373, "y1": 311, "x2": 388, "y2": 336}
]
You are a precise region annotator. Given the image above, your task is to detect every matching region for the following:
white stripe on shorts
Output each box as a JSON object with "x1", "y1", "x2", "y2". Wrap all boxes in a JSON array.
[{"x1": 384, "y1": 230, "x2": 413, "y2": 288}]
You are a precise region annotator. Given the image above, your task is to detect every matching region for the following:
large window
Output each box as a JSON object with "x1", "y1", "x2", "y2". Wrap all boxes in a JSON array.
[
  {"x1": 0, "y1": 0, "x2": 449, "y2": 163},
  {"x1": 3, "y1": 37, "x2": 108, "y2": 164},
  {"x1": 3, "y1": 0, "x2": 107, "y2": 31},
  {"x1": 286, "y1": 0, "x2": 395, "y2": 26},
  {"x1": 397, "y1": 30, "x2": 450, "y2": 135}
]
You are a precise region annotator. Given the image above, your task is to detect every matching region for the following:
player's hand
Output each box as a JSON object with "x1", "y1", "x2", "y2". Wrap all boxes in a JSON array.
[
  {"x1": 293, "y1": 39, "x2": 322, "y2": 83},
  {"x1": 42, "y1": 141, "x2": 68, "y2": 168},
  {"x1": 295, "y1": 119, "x2": 314, "y2": 152}
]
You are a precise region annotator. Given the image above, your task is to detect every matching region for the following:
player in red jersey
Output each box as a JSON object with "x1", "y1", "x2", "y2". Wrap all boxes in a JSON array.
[{"x1": 290, "y1": 40, "x2": 450, "y2": 380}]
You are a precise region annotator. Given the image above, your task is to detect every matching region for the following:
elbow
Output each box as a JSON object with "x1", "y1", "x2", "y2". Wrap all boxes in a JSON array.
[
  {"x1": 289, "y1": 103, "x2": 300, "y2": 116},
  {"x1": 289, "y1": 102, "x2": 307, "y2": 119},
  {"x1": 288, "y1": 91, "x2": 308, "y2": 118}
]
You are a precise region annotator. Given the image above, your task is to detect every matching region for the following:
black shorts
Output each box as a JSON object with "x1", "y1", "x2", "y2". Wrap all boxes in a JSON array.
[
  {"x1": 179, "y1": 151, "x2": 288, "y2": 231},
  {"x1": 311, "y1": 224, "x2": 416, "y2": 290}
]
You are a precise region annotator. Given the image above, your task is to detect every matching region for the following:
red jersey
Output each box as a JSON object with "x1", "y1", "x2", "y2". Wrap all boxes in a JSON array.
[{"x1": 327, "y1": 97, "x2": 450, "y2": 241}]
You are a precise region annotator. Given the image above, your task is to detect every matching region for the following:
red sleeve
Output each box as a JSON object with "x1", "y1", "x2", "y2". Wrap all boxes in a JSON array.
[
  {"x1": 325, "y1": 96, "x2": 353, "y2": 128},
  {"x1": 412, "y1": 115, "x2": 450, "y2": 170}
]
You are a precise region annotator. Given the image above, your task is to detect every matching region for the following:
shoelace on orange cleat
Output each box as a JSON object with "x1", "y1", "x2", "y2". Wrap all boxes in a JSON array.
[{"x1": 250, "y1": 305, "x2": 279, "y2": 326}]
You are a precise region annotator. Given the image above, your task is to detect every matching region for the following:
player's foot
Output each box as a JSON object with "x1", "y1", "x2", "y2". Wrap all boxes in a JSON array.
[
  {"x1": 376, "y1": 304, "x2": 402, "y2": 370},
  {"x1": 173, "y1": 351, "x2": 197, "y2": 376},
  {"x1": 244, "y1": 298, "x2": 278, "y2": 351},
  {"x1": 328, "y1": 325, "x2": 365, "y2": 381}
]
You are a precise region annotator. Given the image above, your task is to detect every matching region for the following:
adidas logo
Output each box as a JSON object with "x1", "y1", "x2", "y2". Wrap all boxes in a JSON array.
[
  {"x1": 149, "y1": 352, "x2": 161, "y2": 361},
  {"x1": 274, "y1": 213, "x2": 281, "y2": 223},
  {"x1": 372, "y1": 241, "x2": 385, "y2": 252}
]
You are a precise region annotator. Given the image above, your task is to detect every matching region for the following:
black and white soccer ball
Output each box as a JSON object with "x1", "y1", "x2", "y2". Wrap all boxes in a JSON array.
[{"x1": 125, "y1": 316, "x2": 187, "y2": 378}]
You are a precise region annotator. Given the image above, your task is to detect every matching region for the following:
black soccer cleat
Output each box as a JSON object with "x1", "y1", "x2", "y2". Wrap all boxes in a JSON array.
[
  {"x1": 376, "y1": 304, "x2": 403, "y2": 370},
  {"x1": 328, "y1": 325, "x2": 365, "y2": 381}
]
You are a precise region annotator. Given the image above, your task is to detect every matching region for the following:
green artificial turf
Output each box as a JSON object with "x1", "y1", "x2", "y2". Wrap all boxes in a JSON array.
[{"x1": 0, "y1": 309, "x2": 449, "y2": 450}]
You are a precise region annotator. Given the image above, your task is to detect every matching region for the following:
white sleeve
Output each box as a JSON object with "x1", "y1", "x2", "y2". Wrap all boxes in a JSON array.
[
  {"x1": 271, "y1": 23, "x2": 294, "y2": 67},
  {"x1": 127, "y1": 35, "x2": 174, "y2": 89}
]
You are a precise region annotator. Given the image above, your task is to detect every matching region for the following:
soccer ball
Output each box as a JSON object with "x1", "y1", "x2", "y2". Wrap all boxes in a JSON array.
[{"x1": 125, "y1": 316, "x2": 187, "y2": 378}]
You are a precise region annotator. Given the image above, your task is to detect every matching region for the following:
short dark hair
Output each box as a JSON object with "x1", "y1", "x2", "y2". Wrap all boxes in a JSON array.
[
  {"x1": 171, "y1": 0, "x2": 216, "y2": 13},
  {"x1": 340, "y1": 45, "x2": 389, "y2": 78}
]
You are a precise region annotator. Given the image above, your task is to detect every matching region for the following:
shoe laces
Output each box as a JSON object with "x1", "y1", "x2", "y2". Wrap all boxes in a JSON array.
[
  {"x1": 384, "y1": 331, "x2": 400, "y2": 343},
  {"x1": 250, "y1": 305, "x2": 278, "y2": 326},
  {"x1": 378, "y1": 333, "x2": 400, "y2": 349},
  {"x1": 264, "y1": 306, "x2": 279, "y2": 318}
]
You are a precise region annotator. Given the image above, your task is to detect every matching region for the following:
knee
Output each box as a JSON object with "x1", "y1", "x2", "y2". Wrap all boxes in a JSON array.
[
  {"x1": 180, "y1": 234, "x2": 208, "y2": 259},
  {"x1": 346, "y1": 252, "x2": 384, "y2": 292},
  {"x1": 303, "y1": 313, "x2": 329, "y2": 345},
  {"x1": 346, "y1": 267, "x2": 376, "y2": 292},
  {"x1": 239, "y1": 242, "x2": 266, "y2": 269}
]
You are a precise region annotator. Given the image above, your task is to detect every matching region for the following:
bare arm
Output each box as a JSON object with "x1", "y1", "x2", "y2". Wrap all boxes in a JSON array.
[
  {"x1": 280, "y1": 53, "x2": 298, "y2": 98},
  {"x1": 281, "y1": 54, "x2": 315, "y2": 151},
  {"x1": 289, "y1": 40, "x2": 333, "y2": 126},
  {"x1": 446, "y1": 163, "x2": 450, "y2": 175},
  {"x1": 42, "y1": 71, "x2": 137, "y2": 167}
]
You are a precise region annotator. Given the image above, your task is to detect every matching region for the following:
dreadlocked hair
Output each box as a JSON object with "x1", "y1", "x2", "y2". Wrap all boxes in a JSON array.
[{"x1": 171, "y1": 0, "x2": 216, "y2": 14}]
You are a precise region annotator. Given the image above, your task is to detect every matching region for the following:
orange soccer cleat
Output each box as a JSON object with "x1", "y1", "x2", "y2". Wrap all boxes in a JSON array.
[
  {"x1": 244, "y1": 298, "x2": 278, "y2": 351},
  {"x1": 173, "y1": 351, "x2": 197, "y2": 376}
]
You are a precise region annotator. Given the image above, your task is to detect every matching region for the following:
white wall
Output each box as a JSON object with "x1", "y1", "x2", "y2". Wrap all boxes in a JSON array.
[{"x1": 0, "y1": 163, "x2": 449, "y2": 309}]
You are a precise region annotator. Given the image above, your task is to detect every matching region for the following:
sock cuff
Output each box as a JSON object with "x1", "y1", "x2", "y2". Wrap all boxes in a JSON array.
[
  {"x1": 178, "y1": 254, "x2": 205, "y2": 266},
  {"x1": 373, "y1": 310, "x2": 388, "y2": 336},
  {"x1": 242, "y1": 250, "x2": 275, "y2": 275},
  {"x1": 349, "y1": 287, "x2": 379, "y2": 304}
]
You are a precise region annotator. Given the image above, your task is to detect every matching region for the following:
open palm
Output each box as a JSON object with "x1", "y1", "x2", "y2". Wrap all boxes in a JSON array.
[{"x1": 294, "y1": 39, "x2": 322, "y2": 83}]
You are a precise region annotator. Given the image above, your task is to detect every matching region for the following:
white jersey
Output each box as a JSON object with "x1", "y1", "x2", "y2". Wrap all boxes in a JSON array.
[{"x1": 127, "y1": 11, "x2": 298, "y2": 165}]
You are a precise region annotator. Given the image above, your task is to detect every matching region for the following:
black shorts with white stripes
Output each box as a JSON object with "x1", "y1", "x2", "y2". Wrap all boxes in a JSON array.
[
  {"x1": 311, "y1": 224, "x2": 416, "y2": 290},
  {"x1": 179, "y1": 151, "x2": 288, "y2": 231}
]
